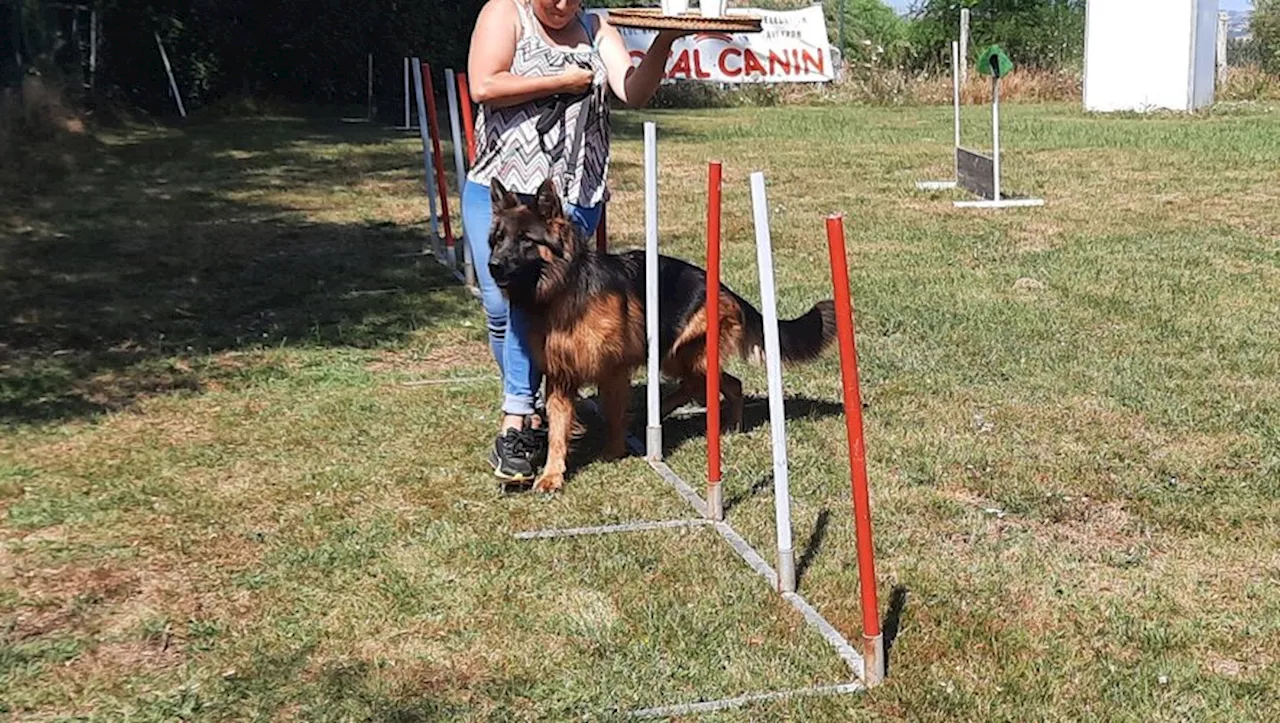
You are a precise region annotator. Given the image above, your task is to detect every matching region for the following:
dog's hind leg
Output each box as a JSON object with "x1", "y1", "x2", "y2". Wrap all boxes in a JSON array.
[
  {"x1": 599, "y1": 372, "x2": 630, "y2": 462},
  {"x1": 721, "y1": 372, "x2": 744, "y2": 432},
  {"x1": 535, "y1": 383, "x2": 576, "y2": 493},
  {"x1": 660, "y1": 377, "x2": 702, "y2": 420}
]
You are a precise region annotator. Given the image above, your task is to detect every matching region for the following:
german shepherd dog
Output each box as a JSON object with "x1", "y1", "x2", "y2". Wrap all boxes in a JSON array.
[{"x1": 487, "y1": 178, "x2": 837, "y2": 493}]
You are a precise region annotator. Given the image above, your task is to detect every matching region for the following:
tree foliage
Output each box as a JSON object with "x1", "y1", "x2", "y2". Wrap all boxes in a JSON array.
[
  {"x1": 1254, "y1": 0, "x2": 1280, "y2": 74},
  {"x1": 904, "y1": 0, "x2": 1085, "y2": 71}
]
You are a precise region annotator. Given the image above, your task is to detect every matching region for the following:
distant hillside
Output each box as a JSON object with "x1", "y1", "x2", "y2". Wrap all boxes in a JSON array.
[{"x1": 1227, "y1": 10, "x2": 1253, "y2": 40}]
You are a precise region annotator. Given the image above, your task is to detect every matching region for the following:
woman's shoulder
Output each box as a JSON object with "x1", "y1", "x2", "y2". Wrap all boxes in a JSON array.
[{"x1": 477, "y1": 0, "x2": 521, "y2": 26}]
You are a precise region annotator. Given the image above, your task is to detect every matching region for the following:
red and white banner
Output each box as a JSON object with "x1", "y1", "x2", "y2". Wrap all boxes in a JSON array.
[{"x1": 587, "y1": 5, "x2": 834, "y2": 84}]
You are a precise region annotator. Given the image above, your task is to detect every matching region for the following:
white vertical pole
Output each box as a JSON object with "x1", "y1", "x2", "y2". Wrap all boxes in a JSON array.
[
  {"x1": 951, "y1": 40, "x2": 960, "y2": 176},
  {"x1": 445, "y1": 68, "x2": 475, "y2": 286},
  {"x1": 749, "y1": 171, "x2": 795, "y2": 594},
  {"x1": 90, "y1": 10, "x2": 98, "y2": 90},
  {"x1": 367, "y1": 53, "x2": 374, "y2": 120},
  {"x1": 1217, "y1": 11, "x2": 1229, "y2": 85},
  {"x1": 153, "y1": 32, "x2": 186, "y2": 118},
  {"x1": 959, "y1": 8, "x2": 970, "y2": 86},
  {"x1": 644, "y1": 121, "x2": 662, "y2": 461},
  {"x1": 991, "y1": 75, "x2": 1001, "y2": 201},
  {"x1": 411, "y1": 57, "x2": 441, "y2": 250},
  {"x1": 403, "y1": 58, "x2": 412, "y2": 128}
]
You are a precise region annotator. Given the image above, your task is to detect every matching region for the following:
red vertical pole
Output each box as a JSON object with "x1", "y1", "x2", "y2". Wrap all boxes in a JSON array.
[
  {"x1": 457, "y1": 71, "x2": 477, "y2": 165},
  {"x1": 595, "y1": 204, "x2": 608, "y2": 253},
  {"x1": 825, "y1": 214, "x2": 884, "y2": 686},
  {"x1": 422, "y1": 62, "x2": 455, "y2": 254},
  {"x1": 705, "y1": 161, "x2": 723, "y2": 521}
]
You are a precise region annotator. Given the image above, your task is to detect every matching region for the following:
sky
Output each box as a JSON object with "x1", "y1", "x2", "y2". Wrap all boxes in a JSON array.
[{"x1": 881, "y1": 0, "x2": 1253, "y2": 13}]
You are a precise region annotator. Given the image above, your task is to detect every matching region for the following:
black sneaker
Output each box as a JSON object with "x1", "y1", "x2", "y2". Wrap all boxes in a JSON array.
[{"x1": 488, "y1": 420, "x2": 548, "y2": 482}]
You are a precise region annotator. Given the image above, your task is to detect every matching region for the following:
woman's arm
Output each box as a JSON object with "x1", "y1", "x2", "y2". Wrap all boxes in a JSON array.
[
  {"x1": 596, "y1": 17, "x2": 688, "y2": 108},
  {"x1": 467, "y1": 0, "x2": 593, "y2": 108}
]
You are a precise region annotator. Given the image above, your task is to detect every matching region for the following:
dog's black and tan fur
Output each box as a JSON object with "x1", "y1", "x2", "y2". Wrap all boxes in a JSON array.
[{"x1": 488, "y1": 178, "x2": 837, "y2": 492}]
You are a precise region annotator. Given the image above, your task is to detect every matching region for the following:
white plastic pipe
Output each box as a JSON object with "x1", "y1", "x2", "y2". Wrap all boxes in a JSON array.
[
  {"x1": 951, "y1": 40, "x2": 961, "y2": 175},
  {"x1": 645, "y1": 121, "x2": 662, "y2": 460},
  {"x1": 403, "y1": 58, "x2": 411, "y2": 128},
  {"x1": 749, "y1": 171, "x2": 795, "y2": 593},
  {"x1": 411, "y1": 57, "x2": 441, "y2": 244},
  {"x1": 992, "y1": 75, "x2": 1001, "y2": 201}
]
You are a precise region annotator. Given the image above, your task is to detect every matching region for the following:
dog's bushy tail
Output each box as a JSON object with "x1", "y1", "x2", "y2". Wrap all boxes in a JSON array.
[{"x1": 734, "y1": 295, "x2": 837, "y2": 364}]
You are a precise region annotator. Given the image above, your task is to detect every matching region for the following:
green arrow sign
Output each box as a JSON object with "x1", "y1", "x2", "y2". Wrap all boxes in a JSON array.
[{"x1": 977, "y1": 45, "x2": 1014, "y2": 79}]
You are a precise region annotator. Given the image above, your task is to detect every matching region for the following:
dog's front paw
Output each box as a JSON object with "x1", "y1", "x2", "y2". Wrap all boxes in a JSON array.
[
  {"x1": 601, "y1": 441, "x2": 627, "y2": 462},
  {"x1": 534, "y1": 472, "x2": 565, "y2": 494}
]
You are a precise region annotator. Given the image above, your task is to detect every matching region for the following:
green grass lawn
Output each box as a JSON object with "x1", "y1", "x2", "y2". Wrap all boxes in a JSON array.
[{"x1": 3, "y1": 100, "x2": 1279, "y2": 721}]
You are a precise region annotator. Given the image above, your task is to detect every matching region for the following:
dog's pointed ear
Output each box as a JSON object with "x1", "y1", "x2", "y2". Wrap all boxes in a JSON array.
[
  {"x1": 535, "y1": 179, "x2": 564, "y2": 220},
  {"x1": 490, "y1": 179, "x2": 518, "y2": 211}
]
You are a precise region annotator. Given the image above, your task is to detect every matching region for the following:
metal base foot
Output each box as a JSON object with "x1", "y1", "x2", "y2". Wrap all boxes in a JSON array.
[
  {"x1": 646, "y1": 425, "x2": 662, "y2": 461},
  {"x1": 915, "y1": 180, "x2": 957, "y2": 190},
  {"x1": 776, "y1": 547, "x2": 796, "y2": 593},
  {"x1": 954, "y1": 198, "x2": 1045, "y2": 208},
  {"x1": 706, "y1": 484, "x2": 723, "y2": 521}
]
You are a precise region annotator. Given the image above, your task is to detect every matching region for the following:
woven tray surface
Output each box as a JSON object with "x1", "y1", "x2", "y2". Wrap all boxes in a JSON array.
[{"x1": 607, "y1": 8, "x2": 763, "y2": 33}]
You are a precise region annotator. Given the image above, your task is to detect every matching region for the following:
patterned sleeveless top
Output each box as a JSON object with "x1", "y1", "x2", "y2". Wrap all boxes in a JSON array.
[{"x1": 467, "y1": 0, "x2": 610, "y2": 208}]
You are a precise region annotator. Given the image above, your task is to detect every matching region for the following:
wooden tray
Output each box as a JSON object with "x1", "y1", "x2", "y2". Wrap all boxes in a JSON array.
[{"x1": 606, "y1": 8, "x2": 763, "y2": 33}]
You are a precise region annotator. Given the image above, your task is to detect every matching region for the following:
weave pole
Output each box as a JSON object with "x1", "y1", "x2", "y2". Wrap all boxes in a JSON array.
[
  {"x1": 705, "y1": 161, "x2": 723, "y2": 521},
  {"x1": 444, "y1": 69, "x2": 468, "y2": 200},
  {"x1": 952, "y1": 41, "x2": 961, "y2": 180},
  {"x1": 596, "y1": 205, "x2": 608, "y2": 252},
  {"x1": 402, "y1": 57, "x2": 412, "y2": 129},
  {"x1": 444, "y1": 68, "x2": 475, "y2": 287},
  {"x1": 457, "y1": 72, "x2": 477, "y2": 164},
  {"x1": 421, "y1": 62, "x2": 456, "y2": 267},
  {"x1": 410, "y1": 56, "x2": 441, "y2": 254},
  {"x1": 824, "y1": 214, "x2": 884, "y2": 686},
  {"x1": 644, "y1": 121, "x2": 662, "y2": 461},
  {"x1": 991, "y1": 71, "x2": 1002, "y2": 203},
  {"x1": 749, "y1": 171, "x2": 796, "y2": 593}
]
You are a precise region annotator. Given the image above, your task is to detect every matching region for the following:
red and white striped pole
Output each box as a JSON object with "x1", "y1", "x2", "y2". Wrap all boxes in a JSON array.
[
  {"x1": 825, "y1": 214, "x2": 884, "y2": 687},
  {"x1": 705, "y1": 161, "x2": 723, "y2": 520},
  {"x1": 421, "y1": 62, "x2": 456, "y2": 267}
]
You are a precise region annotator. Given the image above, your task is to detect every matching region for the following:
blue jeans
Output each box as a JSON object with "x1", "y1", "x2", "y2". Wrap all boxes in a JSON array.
[{"x1": 461, "y1": 179, "x2": 602, "y2": 416}]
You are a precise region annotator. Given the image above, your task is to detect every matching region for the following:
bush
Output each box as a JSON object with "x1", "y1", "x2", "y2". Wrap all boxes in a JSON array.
[{"x1": 1254, "y1": 0, "x2": 1280, "y2": 75}]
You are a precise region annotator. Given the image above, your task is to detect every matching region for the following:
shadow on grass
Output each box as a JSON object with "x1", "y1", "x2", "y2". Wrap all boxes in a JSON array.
[
  {"x1": 653, "y1": 392, "x2": 846, "y2": 458},
  {"x1": 796, "y1": 508, "x2": 830, "y2": 589},
  {"x1": 1, "y1": 116, "x2": 476, "y2": 426},
  {"x1": 883, "y1": 585, "x2": 909, "y2": 675},
  {"x1": 495, "y1": 387, "x2": 844, "y2": 490}
]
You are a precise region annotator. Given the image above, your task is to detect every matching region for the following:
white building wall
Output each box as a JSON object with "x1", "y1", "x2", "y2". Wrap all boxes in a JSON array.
[{"x1": 1084, "y1": 0, "x2": 1219, "y2": 112}]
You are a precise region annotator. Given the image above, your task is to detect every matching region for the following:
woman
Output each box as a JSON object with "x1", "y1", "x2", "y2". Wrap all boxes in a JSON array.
[{"x1": 463, "y1": 0, "x2": 689, "y2": 482}]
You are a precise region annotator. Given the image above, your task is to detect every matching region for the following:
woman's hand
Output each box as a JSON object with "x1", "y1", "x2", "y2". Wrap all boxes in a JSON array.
[
  {"x1": 654, "y1": 29, "x2": 694, "y2": 46},
  {"x1": 559, "y1": 65, "x2": 595, "y2": 96}
]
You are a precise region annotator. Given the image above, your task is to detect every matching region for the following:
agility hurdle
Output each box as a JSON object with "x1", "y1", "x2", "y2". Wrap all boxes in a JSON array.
[
  {"x1": 512, "y1": 121, "x2": 886, "y2": 715},
  {"x1": 915, "y1": 41, "x2": 1044, "y2": 209}
]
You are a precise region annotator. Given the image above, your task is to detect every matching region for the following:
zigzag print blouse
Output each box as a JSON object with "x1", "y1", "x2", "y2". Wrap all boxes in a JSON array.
[{"x1": 467, "y1": 0, "x2": 611, "y2": 208}]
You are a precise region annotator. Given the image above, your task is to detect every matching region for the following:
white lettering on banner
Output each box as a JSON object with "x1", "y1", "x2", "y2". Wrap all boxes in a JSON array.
[{"x1": 587, "y1": 5, "x2": 834, "y2": 84}]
